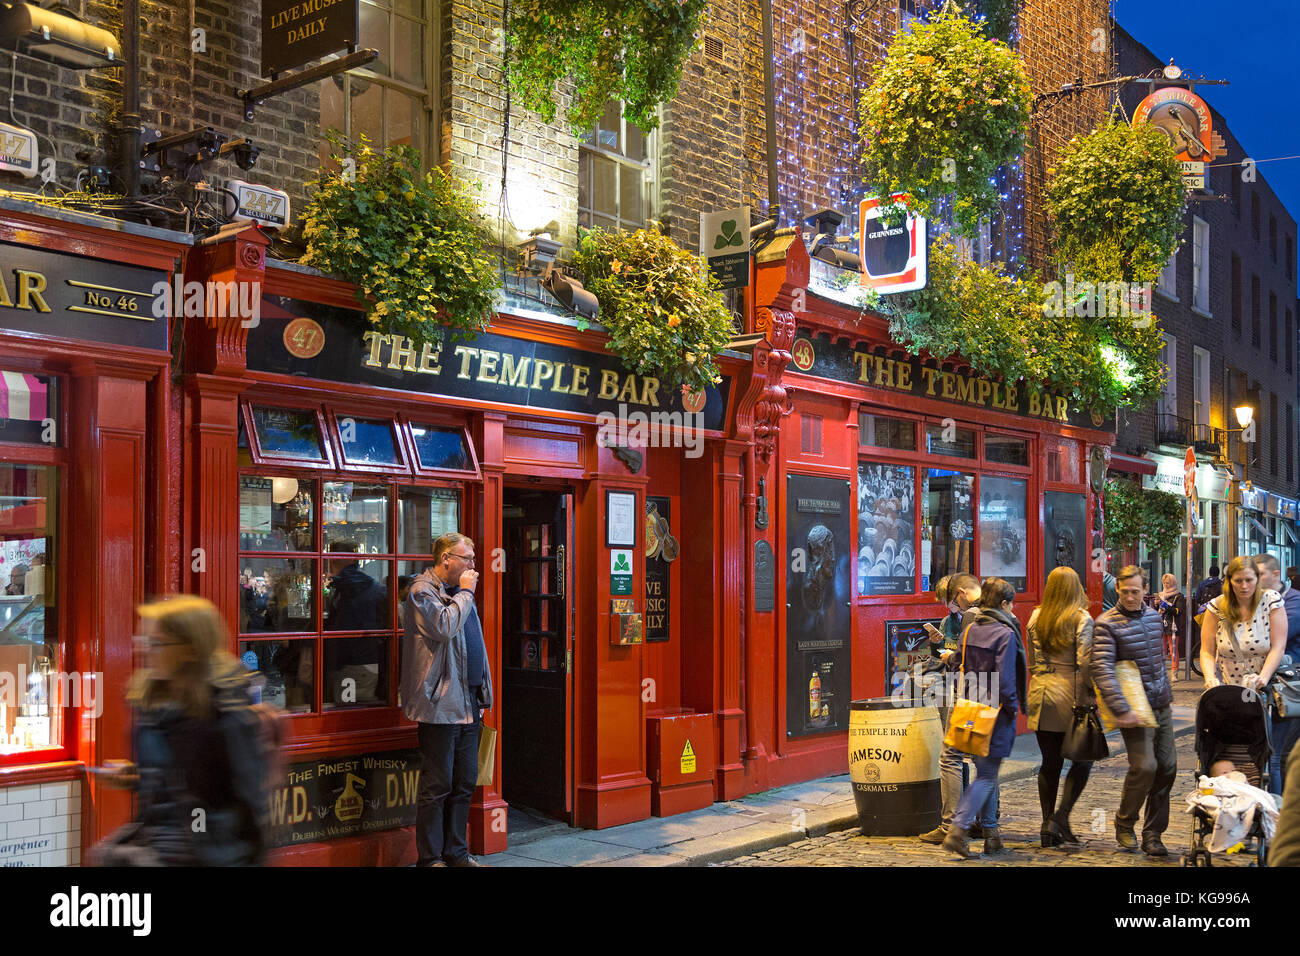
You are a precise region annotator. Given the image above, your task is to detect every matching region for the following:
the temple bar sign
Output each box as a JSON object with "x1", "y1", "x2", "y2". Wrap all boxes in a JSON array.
[{"x1": 262, "y1": 0, "x2": 358, "y2": 75}]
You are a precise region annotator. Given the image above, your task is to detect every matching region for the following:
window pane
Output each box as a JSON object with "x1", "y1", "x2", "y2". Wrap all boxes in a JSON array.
[
  {"x1": 625, "y1": 122, "x2": 647, "y2": 162},
  {"x1": 985, "y1": 434, "x2": 1029, "y2": 467},
  {"x1": 978, "y1": 476, "x2": 1027, "y2": 591},
  {"x1": 359, "y1": 2, "x2": 390, "y2": 76},
  {"x1": 324, "y1": 556, "x2": 391, "y2": 630},
  {"x1": 398, "y1": 486, "x2": 462, "y2": 553},
  {"x1": 239, "y1": 476, "x2": 314, "y2": 551},
  {"x1": 922, "y1": 469, "x2": 974, "y2": 585},
  {"x1": 323, "y1": 635, "x2": 390, "y2": 708},
  {"x1": 238, "y1": 415, "x2": 253, "y2": 468},
  {"x1": 0, "y1": 371, "x2": 57, "y2": 445},
  {"x1": 324, "y1": 482, "x2": 390, "y2": 553},
  {"x1": 386, "y1": 89, "x2": 420, "y2": 154},
  {"x1": 857, "y1": 462, "x2": 915, "y2": 595},
  {"x1": 338, "y1": 417, "x2": 401, "y2": 466},
  {"x1": 0, "y1": 463, "x2": 58, "y2": 754},
  {"x1": 593, "y1": 157, "x2": 617, "y2": 218},
  {"x1": 597, "y1": 100, "x2": 620, "y2": 150},
  {"x1": 859, "y1": 413, "x2": 915, "y2": 450},
  {"x1": 396, "y1": 560, "x2": 434, "y2": 632},
  {"x1": 319, "y1": 76, "x2": 345, "y2": 168},
  {"x1": 620, "y1": 164, "x2": 643, "y2": 225},
  {"x1": 252, "y1": 406, "x2": 325, "y2": 461},
  {"x1": 240, "y1": 639, "x2": 314, "y2": 713},
  {"x1": 925, "y1": 423, "x2": 975, "y2": 458},
  {"x1": 349, "y1": 75, "x2": 383, "y2": 145},
  {"x1": 395, "y1": 0, "x2": 424, "y2": 15},
  {"x1": 239, "y1": 558, "x2": 315, "y2": 633},
  {"x1": 393, "y1": 17, "x2": 424, "y2": 85},
  {"x1": 411, "y1": 425, "x2": 471, "y2": 471}
]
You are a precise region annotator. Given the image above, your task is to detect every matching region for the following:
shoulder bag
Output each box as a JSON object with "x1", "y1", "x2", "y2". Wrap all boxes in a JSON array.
[
  {"x1": 943, "y1": 623, "x2": 1000, "y2": 757},
  {"x1": 1062, "y1": 615, "x2": 1109, "y2": 762},
  {"x1": 1269, "y1": 657, "x2": 1300, "y2": 719}
]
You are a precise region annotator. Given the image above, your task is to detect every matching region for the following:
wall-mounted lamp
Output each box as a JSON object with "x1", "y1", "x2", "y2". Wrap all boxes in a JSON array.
[
  {"x1": 806, "y1": 207, "x2": 862, "y2": 270},
  {"x1": 0, "y1": 2, "x2": 119, "y2": 69},
  {"x1": 1234, "y1": 403, "x2": 1254, "y2": 428},
  {"x1": 517, "y1": 233, "x2": 562, "y2": 275},
  {"x1": 542, "y1": 266, "x2": 599, "y2": 320}
]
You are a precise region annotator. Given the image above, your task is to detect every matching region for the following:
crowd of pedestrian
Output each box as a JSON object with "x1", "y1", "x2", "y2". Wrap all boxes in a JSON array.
[{"x1": 922, "y1": 553, "x2": 1300, "y2": 865}]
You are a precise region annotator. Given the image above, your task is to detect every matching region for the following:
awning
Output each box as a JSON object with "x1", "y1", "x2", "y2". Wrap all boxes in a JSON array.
[
  {"x1": 0, "y1": 371, "x2": 48, "y2": 422},
  {"x1": 1249, "y1": 516, "x2": 1269, "y2": 537},
  {"x1": 1108, "y1": 452, "x2": 1157, "y2": 476}
]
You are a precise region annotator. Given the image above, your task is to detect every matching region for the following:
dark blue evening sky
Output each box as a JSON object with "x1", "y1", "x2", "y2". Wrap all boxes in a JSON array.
[{"x1": 1115, "y1": 0, "x2": 1300, "y2": 264}]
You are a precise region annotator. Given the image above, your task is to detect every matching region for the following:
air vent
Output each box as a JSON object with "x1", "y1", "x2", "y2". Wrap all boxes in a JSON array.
[
  {"x1": 704, "y1": 35, "x2": 724, "y2": 61},
  {"x1": 801, "y1": 413, "x2": 823, "y2": 456}
]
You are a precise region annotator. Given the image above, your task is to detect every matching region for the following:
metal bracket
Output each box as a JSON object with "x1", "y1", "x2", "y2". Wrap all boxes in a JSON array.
[{"x1": 237, "y1": 49, "x2": 380, "y2": 122}]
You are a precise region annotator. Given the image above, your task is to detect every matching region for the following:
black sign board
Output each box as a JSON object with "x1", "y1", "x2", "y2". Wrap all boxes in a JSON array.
[
  {"x1": 266, "y1": 748, "x2": 420, "y2": 848},
  {"x1": 1044, "y1": 491, "x2": 1088, "y2": 586},
  {"x1": 645, "y1": 496, "x2": 671, "y2": 642},
  {"x1": 790, "y1": 328, "x2": 1114, "y2": 433},
  {"x1": 786, "y1": 474, "x2": 851, "y2": 738},
  {"x1": 262, "y1": 0, "x2": 358, "y2": 76},
  {"x1": 754, "y1": 540, "x2": 774, "y2": 613},
  {"x1": 0, "y1": 241, "x2": 168, "y2": 350},
  {"x1": 886, "y1": 618, "x2": 945, "y2": 694},
  {"x1": 249, "y1": 295, "x2": 732, "y2": 430}
]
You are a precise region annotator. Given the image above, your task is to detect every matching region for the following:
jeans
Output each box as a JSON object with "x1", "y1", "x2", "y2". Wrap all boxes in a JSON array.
[
  {"x1": 415, "y1": 714, "x2": 481, "y2": 865},
  {"x1": 953, "y1": 754, "x2": 1001, "y2": 831},
  {"x1": 1278, "y1": 717, "x2": 1300, "y2": 775},
  {"x1": 1117, "y1": 705, "x2": 1177, "y2": 838},
  {"x1": 937, "y1": 704, "x2": 996, "y2": 829}
]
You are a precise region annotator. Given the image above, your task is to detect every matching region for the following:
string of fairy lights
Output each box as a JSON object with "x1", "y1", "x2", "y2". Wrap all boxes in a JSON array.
[{"x1": 769, "y1": 0, "x2": 1028, "y2": 272}]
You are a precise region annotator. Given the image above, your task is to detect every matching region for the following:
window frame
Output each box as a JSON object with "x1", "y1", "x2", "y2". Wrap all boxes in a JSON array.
[
  {"x1": 577, "y1": 100, "x2": 658, "y2": 233},
  {"x1": 1192, "y1": 216, "x2": 1210, "y2": 313},
  {"x1": 242, "y1": 402, "x2": 337, "y2": 472},
  {"x1": 1157, "y1": 247, "x2": 1177, "y2": 301},
  {"x1": 1193, "y1": 345, "x2": 1210, "y2": 429}
]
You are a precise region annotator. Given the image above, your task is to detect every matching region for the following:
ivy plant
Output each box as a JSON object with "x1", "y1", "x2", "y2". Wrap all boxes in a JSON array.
[
  {"x1": 299, "y1": 133, "x2": 500, "y2": 350},
  {"x1": 858, "y1": 4, "x2": 1031, "y2": 238},
  {"x1": 571, "y1": 227, "x2": 735, "y2": 393},
  {"x1": 1104, "y1": 479, "x2": 1186, "y2": 560},
  {"x1": 507, "y1": 0, "x2": 708, "y2": 133},
  {"x1": 1046, "y1": 115, "x2": 1186, "y2": 285}
]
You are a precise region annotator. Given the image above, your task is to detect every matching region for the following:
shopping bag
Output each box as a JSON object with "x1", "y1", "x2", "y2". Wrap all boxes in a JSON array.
[
  {"x1": 1094, "y1": 659, "x2": 1156, "y2": 731},
  {"x1": 476, "y1": 724, "x2": 497, "y2": 787}
]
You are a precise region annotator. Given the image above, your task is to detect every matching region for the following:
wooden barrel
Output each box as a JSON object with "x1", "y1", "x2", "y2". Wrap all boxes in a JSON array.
[{"x1": 848, "y1": 698, "x2": 942, "y2": 836}]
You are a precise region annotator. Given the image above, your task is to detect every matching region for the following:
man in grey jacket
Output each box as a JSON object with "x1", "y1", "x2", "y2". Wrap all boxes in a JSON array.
[
  {"x1": 1092, "y1": 565, "x2": 1176, "y2": 858},
  {"x1": 401, "y1": 532, "x2": 493, "y2": 867}
]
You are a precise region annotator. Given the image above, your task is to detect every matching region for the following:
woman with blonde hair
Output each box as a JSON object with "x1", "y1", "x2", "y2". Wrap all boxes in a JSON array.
[
  {"x1": 91, "y1": 595, "x2": 277, "y2": 866},
  {"x1": 1027, "y1": 566, "x2": 1096, "y2": 846}
]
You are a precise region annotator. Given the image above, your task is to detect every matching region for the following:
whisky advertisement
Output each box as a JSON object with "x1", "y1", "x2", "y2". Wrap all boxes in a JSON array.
[
  {"x1": 266, "y1": 748, "x2": 420, "y2": 847},
  {"x1": 786, "y1": 474, "x2": 851, "y2": 738}
]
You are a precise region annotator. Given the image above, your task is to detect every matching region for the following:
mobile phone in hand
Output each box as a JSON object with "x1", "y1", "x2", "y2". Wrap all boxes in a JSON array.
[{"x1": 923, "y1": 623, "x2": 944, "y2": 643}]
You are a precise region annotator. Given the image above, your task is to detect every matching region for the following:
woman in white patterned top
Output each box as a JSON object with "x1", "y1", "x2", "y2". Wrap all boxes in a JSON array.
[{"x1": 1199, "y1": 555, "x2": 1288, "y2": 692}]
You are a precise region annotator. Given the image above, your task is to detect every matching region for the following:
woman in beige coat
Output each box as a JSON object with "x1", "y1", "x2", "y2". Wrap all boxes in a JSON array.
[{"x1": 1027, "y1": 566, "x2": 1096, "y2": 847}]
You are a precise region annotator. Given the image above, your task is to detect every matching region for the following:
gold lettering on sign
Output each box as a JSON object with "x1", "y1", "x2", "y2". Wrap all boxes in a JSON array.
[
  {"x1": 531, "y1": 359, "x2": 555, "y2": 390},
  {"x1": 641, "y1": 377, "x2": 660, "y2": 408},
  {"x1": 362, "y1": 331, "x2": 386, "y2": 367},
  {"x1": 550, "y1": 361, "x2": 571, "y2": 394},
  {"x1": 417, "y1": 343, "x2": 441, "y2": 375},
  {"x1": 389, "y1": 335, "x2": 418, "y2": 372},
  {"x1": 12, "y1": 270, "x2": 50, "y2": 312},
  {"x1": 477, "y1": 349, "x2": 500, "y2": 383},
  {"x1": 921, "y1": 367, "x2": 940, "y2": 397},
  {"x1": 570, "y1": 365, "x2": 590, "y2": 397},
  {"x1": 500, "y1": 353, "x2": 530, "y2": 388},
  {"x1": 599, "y1": 369, "x2": 620, "y2": 400},
  {"x1": 453, "y1": 346, "x2": 478, "y2": 379}
]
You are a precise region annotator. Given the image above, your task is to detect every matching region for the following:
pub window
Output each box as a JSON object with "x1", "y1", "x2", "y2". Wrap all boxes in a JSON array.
[
  {"x1": 248, "y1": 405, "x2": 331, "y2": 465},
  {"x1": 925, "y1": 422, "x2": 975, "y2": 459},
  {"x1": 984, "y1": 433, "x2": 1029, "y2": 468},
  {"x1": 978, "y1": 475, "x2": 1027, "y2": 591},
  {"x1": 1046, "y1": 437, "x2": 1081, "y2": 485},
  {"x1": 922, "y1": 469, "x2": 974, "y2": 588},
  {"x1": 317, "y1": 0, "x2": 435, "y2": 167},
  {"x1": 857, "y1": 462, "x2": 916, "y2": 596},
  {"x1": 409, "y1": 423, "x2": 476, "y2": 474},
  {"x1": 0, "y1": 462, "x2": 59, "y2": 759},
  {"x1": 859, "y1": 412, "x2": 916, "y2": 451},
  {"x1": 578, "y1": 100, "x2": 654, "y2": 232},
  {"x1": 0, "y1": 371, "x2": 58, "y2": 446},
  {"x1": 334, "y1": 415, "x2": 404, "y2": 468}
]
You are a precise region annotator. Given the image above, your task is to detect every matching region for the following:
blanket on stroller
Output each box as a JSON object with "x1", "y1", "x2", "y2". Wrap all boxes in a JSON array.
[{"x1": 1185, "y1": 774, "x2": 1279, "y2": 852}]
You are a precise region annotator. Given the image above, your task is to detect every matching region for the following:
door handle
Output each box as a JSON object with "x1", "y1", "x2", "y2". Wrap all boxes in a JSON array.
[{"x1": 556, "y1": 544, "x2": 566, "y2": 601}]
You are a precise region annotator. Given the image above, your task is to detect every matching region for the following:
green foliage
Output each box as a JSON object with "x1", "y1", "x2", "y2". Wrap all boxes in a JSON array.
[
  {"x1": 507, "y1": 0, "x2": 707, "y2": 133},
  {"x1": 299, "y1": 133, "x2": 500, "y2": 350},
  {"x1": 1046, "y1": 117, "x2": 1186, "y2": 285},
  {"x1": 858, "y1": 5, "x2": 1031, "y2": 238},
  {"x1": 883, "y1": 242, "x2": 1166, "y2": 413},
  {"x1": 571, "y1": 228, "x2": 735, "y2": 393},
  {"x1": 1104, "y1": 479, "x2": 1186, "y2": 560}
]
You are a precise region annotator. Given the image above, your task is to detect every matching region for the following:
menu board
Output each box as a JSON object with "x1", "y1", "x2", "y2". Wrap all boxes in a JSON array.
[{"x1": 239, "y1": 476, "x2": 273, "y2": 540}]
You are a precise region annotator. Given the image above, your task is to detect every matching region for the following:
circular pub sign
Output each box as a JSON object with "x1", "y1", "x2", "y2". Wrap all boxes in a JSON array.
[
  {"x1": 791, "y1": 337, "x2": 815, "y2": 372},
  {"x1": 680, "y1": 385, "x2": 706, "y2": 414},
  {"x1": 283, "y1": 317, "x2": 325, "y2": 359}
]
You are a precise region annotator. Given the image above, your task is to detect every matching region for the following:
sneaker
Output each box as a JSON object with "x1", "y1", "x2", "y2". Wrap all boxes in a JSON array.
[
  {"x1": 448, "y1": 855, "x2": 485, "y2": 867},
  {"x1": 1141, "y1": 837, "x2": 1169, "y2": 858},
  {"x1": 918, "y1": 826, "x2": 948, "y2": 845},
  {"x1": 942, "y1": 826, "x2": 973, "y2": 859},
  {"x1": 1115, "y1": 824, "x2": 1138, "y2": 851}
]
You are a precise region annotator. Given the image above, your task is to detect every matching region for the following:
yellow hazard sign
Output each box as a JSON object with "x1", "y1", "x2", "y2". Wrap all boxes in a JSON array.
[{"x1": 680, "y1": 739, "x2": 696, "y2": 775}]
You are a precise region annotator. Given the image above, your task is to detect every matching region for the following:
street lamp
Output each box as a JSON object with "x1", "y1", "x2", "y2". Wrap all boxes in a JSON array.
[
  {"x1": 1235, "y1": 404, "x2": 1254, "y2": 429},
  {"x1": 1229, "y1": 401, "x2": 1255, "y2": 495}
]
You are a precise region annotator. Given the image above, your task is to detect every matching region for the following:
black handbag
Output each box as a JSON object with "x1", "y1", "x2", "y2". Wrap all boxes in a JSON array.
[
  {"x1": 1269, "y1": 657, "x2": 1300, "y2": 720},
  {"x1": 1061, "y1": 621, "x2": 1109, "y2": 762}
]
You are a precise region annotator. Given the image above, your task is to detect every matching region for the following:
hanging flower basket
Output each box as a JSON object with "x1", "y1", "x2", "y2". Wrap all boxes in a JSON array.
[
  {"x1": 571, "y1": 227, "x2": 735, "y2": 393},
  {"x1": 299, "y1": 133, "x2": 500, "y2": 351},
  {"x1": 507, "y1": 0, "x2": 708, "y2": 133},
  {"x1": 1104, "y1": 479, "x2": 1185, "y2": 559},
  {"x1": 858, "y1": 4, "x2": 1031, "y2": 238}
]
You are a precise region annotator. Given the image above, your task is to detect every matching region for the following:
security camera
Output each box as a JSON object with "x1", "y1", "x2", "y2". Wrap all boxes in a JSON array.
[{"x1": 221, "y1": 138, "x2": 260, "y2": 171}]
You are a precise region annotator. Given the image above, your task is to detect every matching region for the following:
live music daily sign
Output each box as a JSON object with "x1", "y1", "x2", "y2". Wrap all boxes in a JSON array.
[{"x1": 261, "y1": 0, "x2": 358, "y2": 76}]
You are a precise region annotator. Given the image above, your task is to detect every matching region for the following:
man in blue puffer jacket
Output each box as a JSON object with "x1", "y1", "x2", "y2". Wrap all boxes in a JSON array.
[{"x1": 1093, "y1": 565, "x2": 1175, "y2": 858}]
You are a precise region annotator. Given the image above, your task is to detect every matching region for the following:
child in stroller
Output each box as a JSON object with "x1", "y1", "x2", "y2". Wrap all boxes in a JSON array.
[{"x1": 1183, "y1": 685, "x2": 1278, "y2": 867}]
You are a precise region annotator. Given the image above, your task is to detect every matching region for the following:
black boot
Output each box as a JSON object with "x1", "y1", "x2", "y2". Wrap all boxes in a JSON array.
[
  {"x1": 1037, "y1": 768, "x2": 1060, "y2": 847},
  {"x1": 1052, "y1": 764, "x2": 1090, "y2": 845}
]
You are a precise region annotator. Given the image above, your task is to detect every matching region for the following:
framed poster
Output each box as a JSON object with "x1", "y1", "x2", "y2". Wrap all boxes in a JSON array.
[
  {"x1": 978, "y1": 475, "x2": 1028, "y2": 592},
  {"x1": 786, "y1": 474, "x2": 851, "y2": 738},
  {"x1": 606, "y1": 491, "x2": 637, "y2": 547},
  {"x1": 1044, "y1": 491, "x2": 1088, "y2": 584},
  {"x1": 886, "y1": 618, "x2": 945, "y2": 694},
  {"x1": 857, "y1": 462, "x2": 916, "y2": 595},
  {"x1": 645, "y1": 496, "x2": 671, "y2": 642}
]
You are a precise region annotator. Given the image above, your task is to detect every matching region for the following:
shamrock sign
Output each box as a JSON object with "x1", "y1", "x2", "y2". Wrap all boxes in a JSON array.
[
  {"x1": 714, "y1": 219, "x2": 744, "y2": 250},
  {"x1": 613, "y1": 552, "x2": 631, "y2": 573}
]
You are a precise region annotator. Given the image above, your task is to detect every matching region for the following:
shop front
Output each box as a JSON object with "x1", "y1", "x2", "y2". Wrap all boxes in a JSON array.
[
  {"x1": 1143, "y1": 452, "x2": 1232, "y2": 588},
  {"x1": 178, "y1": 227, "x2": 776, "y2": 863},
  {"x1": 0, "y1": 201, "x2": 189, "y2": 865},
  {"x1": 737, "y1": 231, "x2": 1114, "y2": 794}
]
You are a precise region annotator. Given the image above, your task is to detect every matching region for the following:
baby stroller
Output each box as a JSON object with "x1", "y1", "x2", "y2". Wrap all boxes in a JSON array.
[{"x1": 1182, "y1": 685, "x2": 1273, "y2": 867}]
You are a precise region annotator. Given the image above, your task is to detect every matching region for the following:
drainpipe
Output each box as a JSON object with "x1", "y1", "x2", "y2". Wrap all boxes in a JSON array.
[
  {"x1": 119, "y1": 0, "x2": 140, "y2": 199},
  {"x1": 760, "y1": 0, "x2": 779, "y2": 222}
]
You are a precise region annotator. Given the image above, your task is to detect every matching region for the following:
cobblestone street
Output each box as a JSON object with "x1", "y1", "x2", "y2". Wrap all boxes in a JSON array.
[{"x1": 718, "y1": 731, "x2": 1259, "y2": 867}]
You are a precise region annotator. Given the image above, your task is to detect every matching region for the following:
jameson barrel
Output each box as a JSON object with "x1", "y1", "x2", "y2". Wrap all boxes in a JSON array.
[{"x1": 848, "y1": 698, "x2": 942, "y2": 836}]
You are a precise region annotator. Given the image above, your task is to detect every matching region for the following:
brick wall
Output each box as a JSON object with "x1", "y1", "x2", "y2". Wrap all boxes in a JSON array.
[{"x1": 0, "y1": 781, "x2": 81, "y2": 868}]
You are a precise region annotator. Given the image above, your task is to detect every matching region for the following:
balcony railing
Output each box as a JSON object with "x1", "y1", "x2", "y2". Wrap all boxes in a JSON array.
[{"x1": 1156, "y1": 414, "x2": 1224, "y2": 455}]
